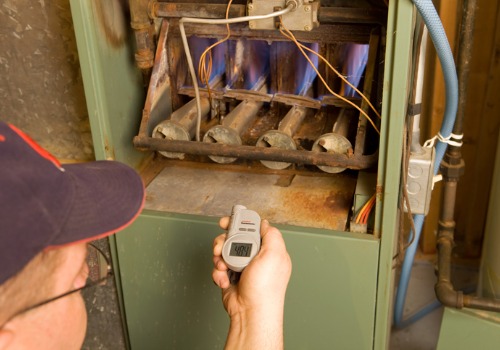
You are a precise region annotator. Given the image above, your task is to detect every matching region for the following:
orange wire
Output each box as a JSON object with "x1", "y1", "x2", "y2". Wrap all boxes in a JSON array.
[
  {"x1": 356, "y1": 194, "x2": 376, "y2": 224},
  {"x1": 361, "y1": 195, "x2": 376, "y2": 224},
  {"x1": 279, "y1": 20, "x2": 380, "y2": 134},
  {"x1": 355, "y1": 200, "x2": 369, "y2": 224},
  {"x1": 198, "y1": 0, "x2": 233, "y2": 95},
  {"x1": 294, "y1": 42, "x2": 381, "y2": 120}
]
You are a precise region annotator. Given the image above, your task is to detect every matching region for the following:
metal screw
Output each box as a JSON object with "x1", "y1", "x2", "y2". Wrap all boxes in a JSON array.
[
  {"x1": 304, "y1": 25, "x2": 311, "y2": 31},
  {"x1": 248, "y1": 4, "x2": 254, "y2": 11},
  {"x1": 304, "y1": 5, "x2": 311, "y2": 12},
  {"x1": 249, "y1": 21, "x2": 256, "y2": 29}
]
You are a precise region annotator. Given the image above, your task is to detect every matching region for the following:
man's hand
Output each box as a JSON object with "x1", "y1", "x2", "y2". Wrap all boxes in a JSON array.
[{"x1": 212, "y1": 217, "x2": 292, "y2": 349}]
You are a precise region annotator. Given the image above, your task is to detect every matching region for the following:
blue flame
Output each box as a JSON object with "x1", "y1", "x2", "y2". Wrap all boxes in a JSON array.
[
  {"x1": 188, "y1": 36, "x2": 227, "y2": 87},
  {"x1": 242, "y1": 40, "x2": 270, "y2": 90},
  {"x1": 343, "y1": 43, "x2": 369, "y2": 97},
  {"x1": 209, "y1": 41, "x2": 227, "y2": 85},
  {"x1": 295, "y1": 42, "x2": 319, "y2": 96}
]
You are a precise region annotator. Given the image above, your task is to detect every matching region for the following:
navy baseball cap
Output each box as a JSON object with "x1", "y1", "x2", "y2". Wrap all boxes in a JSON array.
[{"x1": 0, "y1": 121, "x2": 145, "y2": 284}]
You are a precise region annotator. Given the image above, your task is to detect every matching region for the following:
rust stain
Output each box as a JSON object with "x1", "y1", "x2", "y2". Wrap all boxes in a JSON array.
[
  {"x1": 325, "y1": 189, "x2": 351, "y2": 214},
  {"x1": 376, "y1": 184, "x2": 383, "y2": 201},
  {"x1": 103, "y1": 136, "x2": 116, "y2": 160},
  {"x1": 274, "y1": 174, "x2": 295, "y2": 187},
  {"x1": 280, "y1": 188, "x2": 352, "y2": 231},
  {"x1": 92, "y1": 0, "x2": 127, "y2": 48}
]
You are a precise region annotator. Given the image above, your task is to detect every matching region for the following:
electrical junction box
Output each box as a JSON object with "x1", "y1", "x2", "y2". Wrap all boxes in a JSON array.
[
  {"x1": 406, "y1": 146, "x2": 435, "y2": 215},
  {"x1": 247, "y1": 0, "x2": 320, "y2": 31}
]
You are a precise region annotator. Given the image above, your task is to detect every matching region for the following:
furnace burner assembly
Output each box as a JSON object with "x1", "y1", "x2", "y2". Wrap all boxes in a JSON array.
[
  {"x1": 132, "y1": 0, "x2": 387, "y2": 237},
  {"x1": 135, "y1": 0, "x2": 384, "y2": 180}
]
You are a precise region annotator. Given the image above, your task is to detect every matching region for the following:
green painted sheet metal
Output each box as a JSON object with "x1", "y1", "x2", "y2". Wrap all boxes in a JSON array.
[
  {"x1": 69, "y1": 1, "x2": 150, "y2": 347},
  {"x1": 373, "y1": 1, "x2": 415, "y2": 348},
  {"x1": 116, "y1": 211, "x2": 228, "y2": 350},
  {"x1": 479, "y1": 126, "x2": 500, "y2": 298},
  {"x1": 437, "y1": 308, "x2": 500, "y2": 350},
  {"x1": 283, "y1": 226, "x2": 379, "y2": 350},
  {"x1": 69, "y1": 0, "x2": 147, "y2": 167},
  {"x1": 118, "y1": 210, "x2": 380, "y2": 349}
]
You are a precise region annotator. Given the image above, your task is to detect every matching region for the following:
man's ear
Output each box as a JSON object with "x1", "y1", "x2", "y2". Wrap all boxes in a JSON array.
[{"x1": 0, "y1": 328, "x2": 14, "y2": 350}]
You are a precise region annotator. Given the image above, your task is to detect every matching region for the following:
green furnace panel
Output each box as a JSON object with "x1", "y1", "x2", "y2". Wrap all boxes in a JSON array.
[{"x1": 118, "y1": 211, "x2": 379, "y2": 350}]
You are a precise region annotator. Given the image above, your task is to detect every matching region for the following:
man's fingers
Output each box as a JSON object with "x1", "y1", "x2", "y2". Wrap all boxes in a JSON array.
[
  {"x1": 260, "y1": 221, "x2": 286, "y2": 250},
  {"x1": 219, "y1": 216, "x2": 230, "y2": 230},
  {"x1": 260, "y1": 219, "x2": 270, "y2": 239},
  {"x1": 213, "y1": 233, "x2": 227, "y2": 256},
  {"x1": 213, "y1": 255, "x2": 228, "y2": 271},
  {"x1": 212, "y1": 268, "x2": 230, "y2": 289}
]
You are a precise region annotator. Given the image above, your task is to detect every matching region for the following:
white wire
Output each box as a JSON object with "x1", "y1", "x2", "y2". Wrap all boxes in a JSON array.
[
  {"x1": 413, "y1": 26, "x2": 428, "y2": 133},
  {"x1": 179, "y1": 5, "x2": 294, "y2": 141}
]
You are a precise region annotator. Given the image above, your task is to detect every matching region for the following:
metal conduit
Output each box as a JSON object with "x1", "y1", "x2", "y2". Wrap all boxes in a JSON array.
[
  {"x1": 435, "y1": 0, "x2": 500, "y2": 313},
  {"x1": 129, "y1": 0, "x2": 155, "y2": 80}
]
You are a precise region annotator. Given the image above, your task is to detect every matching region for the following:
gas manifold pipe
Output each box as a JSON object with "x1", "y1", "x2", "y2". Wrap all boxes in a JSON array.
[
  {"x1": 311, "y1": 108, "x2": 353, "y2": 173},
  {"x1": 152, "y1": 97, "x2": 210, "y2": 159},
  {"x1": 256, "y1": 106, "x2": 307, "y2": 170}
]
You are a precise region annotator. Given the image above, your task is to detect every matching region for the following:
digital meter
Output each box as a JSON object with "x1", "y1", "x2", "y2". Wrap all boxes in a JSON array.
[{"x1": 222, "y1": 205, "x2": 261, "y2": 272}]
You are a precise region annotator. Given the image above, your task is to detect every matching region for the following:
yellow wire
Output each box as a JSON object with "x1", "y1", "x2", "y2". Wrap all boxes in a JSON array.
[
  {"x1": 356, "y1": 200, "x2": 369, "y2": 224},
  {"x1": 361, "y1": 195, "x2": 376, "y2": 224},
  {"x1": 356, "y1": 193, "x2": 376, "y2": 224},
  {"x1": 279, "y1": 20, "x2": 380, "y2": 134},
  {"x1": 197, "y1": 0, "x2": 234, "y2": 98}
]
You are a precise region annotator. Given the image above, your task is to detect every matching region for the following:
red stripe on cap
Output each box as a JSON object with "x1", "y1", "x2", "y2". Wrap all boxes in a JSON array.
[{"x1": 8, "y1": 124, "x2": 63, "y2": 169}]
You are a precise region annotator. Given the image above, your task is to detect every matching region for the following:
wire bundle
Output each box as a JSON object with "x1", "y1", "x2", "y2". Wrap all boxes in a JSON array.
[{"x1": 354, "y1": 193, "x2": 376, "y2": 225}]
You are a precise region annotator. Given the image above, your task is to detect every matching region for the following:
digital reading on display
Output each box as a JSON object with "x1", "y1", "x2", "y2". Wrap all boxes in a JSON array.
[{"x1": 230, "y1": 243, "x2": 252, "y2": 257}]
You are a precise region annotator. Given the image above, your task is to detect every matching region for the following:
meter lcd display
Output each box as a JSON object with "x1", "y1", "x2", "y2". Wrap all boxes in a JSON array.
[{"x1": 230, "y1": 243, "x2": 252, "y2": 257}]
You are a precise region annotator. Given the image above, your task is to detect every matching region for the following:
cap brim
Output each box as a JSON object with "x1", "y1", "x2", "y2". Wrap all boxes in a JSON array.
[{"x1": 49, "y1": 161, "x2": 145, "y2": 247}]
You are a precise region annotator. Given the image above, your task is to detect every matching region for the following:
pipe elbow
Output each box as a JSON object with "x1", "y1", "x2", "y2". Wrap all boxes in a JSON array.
[{"x1": 435, "y1": 281, "x2": 464, "y2": 308}]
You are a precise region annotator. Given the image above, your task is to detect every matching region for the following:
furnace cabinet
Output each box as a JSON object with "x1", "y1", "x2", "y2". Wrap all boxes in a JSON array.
[{"x1": 70, "y1": 0, "x2": 414, "y2": 349}]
